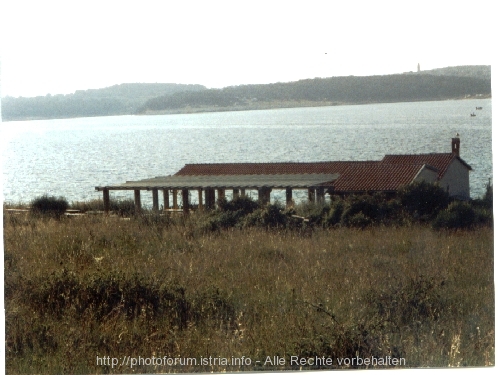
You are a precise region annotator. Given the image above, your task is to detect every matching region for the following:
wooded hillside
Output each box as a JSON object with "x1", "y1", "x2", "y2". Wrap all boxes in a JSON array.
[
  {"x1": 1, "y1": 83, "x2": 206, "y2": 121},
  {"x1": 1, "y1": 66, "x2": 491, "y2": 121},
  {"x1": 138, "y1": 72, "x2": 490, "y2": 113}
]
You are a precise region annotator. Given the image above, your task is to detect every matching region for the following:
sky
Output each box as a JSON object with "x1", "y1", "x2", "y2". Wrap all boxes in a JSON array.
[{"x1": 0, "y1": 0, "x2": 496, "y2": 98}]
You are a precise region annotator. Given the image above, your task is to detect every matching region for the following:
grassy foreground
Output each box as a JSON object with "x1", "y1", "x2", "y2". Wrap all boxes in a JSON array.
[{"x1": 4, "y1": 209, "x2": 494, "y2": 373}]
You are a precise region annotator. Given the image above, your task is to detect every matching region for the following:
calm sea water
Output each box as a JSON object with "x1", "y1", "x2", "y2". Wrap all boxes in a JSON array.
[{"x1": 1, "y1": 99, "x2": 492, "y2": 206}]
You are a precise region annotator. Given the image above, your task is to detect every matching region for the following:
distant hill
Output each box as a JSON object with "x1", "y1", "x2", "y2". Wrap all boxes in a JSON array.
[
  {"x1": 1, "y1": 66, "x2": 491, "y2": 121},
  {"x1": 419, "y1": 65, "x2": 491, "y2": 80},
  {"x1": 138, "y1": 65, "x2": 491, "y2": 115},
  {"x1": 1, "y1": 83, "x2": 206, "y2": 121}
]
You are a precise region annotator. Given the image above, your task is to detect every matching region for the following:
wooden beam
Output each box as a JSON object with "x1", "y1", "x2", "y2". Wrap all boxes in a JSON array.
[
  {"x1": 103, "y1": 188, "x2": 110, "y2": 214},
  {"x1": 162, "y1": 189, "x2": 169, "y2": 210},
  {"x1": 134, "y1": 190, "x2": 142, "y2": 214},
  {"x1": 152, "y1": 188, "x2": 159, "y2": 211}
]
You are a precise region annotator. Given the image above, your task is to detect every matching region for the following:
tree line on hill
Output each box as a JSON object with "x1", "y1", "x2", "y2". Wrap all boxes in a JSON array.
[
  {"x1": 1, "y1": 66, "x2": 491, "y2": 121},
  {"x1": 1, "y1": 83, "x2": 206, "y2": 121},
  {"x1": 138, "y1": 73, "x2": 490, "y2": 113}
]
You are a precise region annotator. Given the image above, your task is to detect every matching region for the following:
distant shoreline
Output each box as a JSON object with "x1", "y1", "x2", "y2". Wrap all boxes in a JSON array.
[
  {"x1": 2, "y1": 95, "x2": 491, "y2": 122},
  {"x1": 138, "y1": 95, "x2": 491, "y2": 117}
]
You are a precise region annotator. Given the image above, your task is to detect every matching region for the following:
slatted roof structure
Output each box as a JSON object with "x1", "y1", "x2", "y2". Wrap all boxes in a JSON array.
[{"x1": 105, "y1": 173, "x2": 340, "y2": 190}]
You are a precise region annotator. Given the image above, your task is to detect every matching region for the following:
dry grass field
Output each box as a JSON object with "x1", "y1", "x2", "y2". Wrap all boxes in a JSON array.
[{"x1": 3, "y1": 208, "x2": 494, "y2": 373}]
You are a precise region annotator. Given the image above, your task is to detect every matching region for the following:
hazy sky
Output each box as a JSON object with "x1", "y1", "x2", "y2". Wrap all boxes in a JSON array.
[{"x1": 0, "y1": 0, "x2": 495, "y2": 98}]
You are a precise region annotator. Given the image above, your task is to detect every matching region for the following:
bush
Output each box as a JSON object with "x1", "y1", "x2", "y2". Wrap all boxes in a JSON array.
[
  {"x1": 109, "y1": 199, "x2": 136, "y2": 216},
  {"x1": 217, "y1": 195, "x2": 260, "y2": 215},
  {"x1": 398, "y1": 181, "x2": 449, "y2": 220},
  {"x1": 70, "y1": 198, "x2": 136, "y2": 216},
  {"x1": 324, "y1": 198, "x2": 345, "y2": 226},
  {"x1": 339, "y1": 194, "x2": 384, "y2": 227},
  {"x1": 30, "y1": 195, "x2": 68, "y2": 218},
  {"x1": 474, "y1": 180, "x2": 493, "y2": 209},
  {"x1": 344, "y1": 212, "x2": 372, "y2": 228},
  {"x1": 293, "y1": 201, "x2": 329, "y2": 225},
  {"x1": 242, "y1": 203, "x2": 289, "y2": 229},
  {"x1": 432, "y1": 201, "x2": 478, "y2": 230}
]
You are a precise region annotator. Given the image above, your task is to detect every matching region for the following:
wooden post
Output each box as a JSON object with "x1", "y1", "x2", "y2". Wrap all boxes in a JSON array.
[
  {"x1": 316, "y1": 187, "x2": 325, "y2": 203},
  {"x1": 240, "y1": 188, "x2": 246, "y2": 196},
  {"x1": 103, "y1": 188, "x2": 110, "y2": 215},
  {"x1": 173, "y1": 190, "x2": 178, "y2": 209},
  {"x1": 205, "y1": 189, "x2": 216, "y2": 209},
  {"x1": 204, "y1": 189, "x2": 211, "y2": 209},
  {"x1": 152, "y1": 188, "x2": 159, "y2": 211},
  {"x1": 198, "y1": 189, "x2": 203, "y2": 210},
  {"x1": 286, "y1": 187, "x2": 293, "y2": 207},
  {"x1": 258, "y1": 187, "x2": 271, "y2": 204},
  {"x1": 134, "y1": 190, "x2": 142, "y2": 214},
  {"x1": 233, "y1": 188, "x2": 239, "y2": 199},
  {"x1": 308, "y1": 188, "x2": 315, "y2": 202},
  {"x1": 182, "y1": 189, "x2": 189, "y2": 214},
  {"x1": 162, "y1": 188, "x2": 169, "y2": 210},
  {"x1": 265, "y1": 188, "x2": 271, "y2": 204},
  {"x1": 217, "y1": 189, "x2": 225, "y2": 201}
]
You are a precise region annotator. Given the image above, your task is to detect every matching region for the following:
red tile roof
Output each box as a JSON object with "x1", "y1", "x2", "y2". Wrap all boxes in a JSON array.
[
  {"x1": 171, "y1": 152, "x2": 469, "y2": 193},
  {"x1": 175, "y1": 161, "x2": 377, "y2": 176},
  {"x1": 331, "y1": 163, "x2": 435, "y2": 192},
  {"x1": 381, "y1": 153, "x2": 472, "y2": 179}
]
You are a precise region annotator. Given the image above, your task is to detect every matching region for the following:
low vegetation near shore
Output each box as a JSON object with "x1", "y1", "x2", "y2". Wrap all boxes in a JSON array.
[{"x1": 4, "y1": 193, "x2": 494, "y2": 373}]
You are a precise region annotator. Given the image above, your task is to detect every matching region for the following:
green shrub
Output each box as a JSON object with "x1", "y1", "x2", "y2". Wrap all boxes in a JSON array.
[
  {"x1": 474, "y1": 180, "x2": 493, "y2": 209},
  {"x1": 293, "y1": 201, "x2": 329, "y2": 225},
  {"x1": 240, "y1": 203, "x2": 289, "y2": 229},
  {"x1": 25, "y1": 270, "x2": 189, "y2": 324},
  {"x1": 482, "y1": 180, "x2": 493, "y2": 208},
  {"x1": 30, "y1": 195, "x2": 68, "y2": 218},
  {"x1": 432, "y1": 201, "x2": 477, "y2": 230},
  {"x1": 398, "y1": 181, "x2": 449, "y2": 219},
  {"x1": 208, "y1": 211, "x2": 241, "y2": 231},
  {"x1": 344, "y1": 212, "x2": 372, "y2": 228},
  {"x1": 474, "y1": 207, "x2": 493, "y2": 227},
  {"x1": 324, "y1": 198, "x2": 345, "y2": 226},
  {"x1": 109, "y1": 199, "x2": 136, "y2": 216},
  {"x1": 217, "y1": 195, "x2": 260, "y2": 215},
  {"x1": 340, "y1": 195, "x2": 380, "y2": 226},
  {"x1": 70, "y1": 198, "x2": 135, "y2": 216}
]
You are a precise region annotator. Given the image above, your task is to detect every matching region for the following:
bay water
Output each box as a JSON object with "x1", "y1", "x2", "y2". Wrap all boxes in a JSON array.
[{"x1": 1, "y1": 99, "x2": 492, "y2": 206}]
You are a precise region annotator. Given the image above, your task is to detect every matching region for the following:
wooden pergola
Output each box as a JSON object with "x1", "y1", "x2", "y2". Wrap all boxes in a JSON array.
[{"x1": 95, "y1": 173, "x2": 339, "y2": 214}]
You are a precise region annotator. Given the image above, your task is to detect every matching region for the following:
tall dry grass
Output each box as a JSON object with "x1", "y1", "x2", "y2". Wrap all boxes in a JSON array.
[{"x1": 4, "y1": 210, "x2": 494, "y2": 373}]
